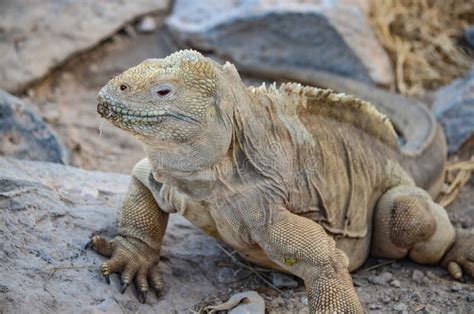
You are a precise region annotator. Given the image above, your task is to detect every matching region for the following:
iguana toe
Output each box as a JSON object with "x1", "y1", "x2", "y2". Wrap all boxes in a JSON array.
[
  {"x1": 442, "y1": 229, "x2": 474, "y2": 280},
  {"x1": 149, "y1": 264, "x2": 164, "y2": 297}
]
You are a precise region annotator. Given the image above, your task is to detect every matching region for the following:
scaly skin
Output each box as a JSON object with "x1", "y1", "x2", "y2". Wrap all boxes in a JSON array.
[{"x1": 88, "y1": 50, "x2": 474, "y2": 312}]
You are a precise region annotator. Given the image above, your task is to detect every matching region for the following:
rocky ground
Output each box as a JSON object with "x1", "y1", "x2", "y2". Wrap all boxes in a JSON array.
[{"x1": 1, "y1": 1, "x2": 473, "y2": 313}]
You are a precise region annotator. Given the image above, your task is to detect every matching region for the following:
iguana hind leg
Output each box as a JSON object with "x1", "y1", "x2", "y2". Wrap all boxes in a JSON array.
[{"x1": 372, "y1": 185, "x2": 474, "y2": 279}]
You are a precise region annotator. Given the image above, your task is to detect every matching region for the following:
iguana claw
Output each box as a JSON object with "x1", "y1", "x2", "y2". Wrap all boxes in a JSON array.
[
  {"x1": 138, "y1": 290, "x2": 147, "y2": 304},
  {"x1": 120, "y1": 283, "x2": 129, "y2": 294},
  {"x1": 87, "y1": 234, "x2": 162, "y2": 303}
]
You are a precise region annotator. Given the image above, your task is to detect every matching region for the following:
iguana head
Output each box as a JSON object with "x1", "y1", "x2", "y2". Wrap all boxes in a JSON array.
[{"x1": 97, "y1": 50, "x2": 237, "y2": 173}]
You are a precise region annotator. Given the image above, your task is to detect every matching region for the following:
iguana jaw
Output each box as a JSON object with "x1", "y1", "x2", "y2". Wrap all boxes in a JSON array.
[{"x1": 97, "y1": 95, "x2": 199, "y2": 133}]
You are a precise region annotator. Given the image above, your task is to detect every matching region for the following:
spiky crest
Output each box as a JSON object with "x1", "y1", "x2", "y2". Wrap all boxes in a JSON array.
[{"x1": 249, "y1": 82, "x2": 399, "y2": 150}]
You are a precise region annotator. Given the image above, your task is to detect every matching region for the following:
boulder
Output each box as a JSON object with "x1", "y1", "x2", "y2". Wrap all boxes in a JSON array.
[
  {"x1": 432, "y1": 68, "x2": 474, "y2": 153},
  {"x1": 0, "y1": 158, "x2": 225, "y2": 313},
  {"x1": 0, "y1": 0, "x2": 170, "y2": 93},
  {"x1": 0, "y1": 90, "x2": 70, "y2": 164},
  {"x1": 166, "y1": 0, "x2": 393, "y2": 86}
]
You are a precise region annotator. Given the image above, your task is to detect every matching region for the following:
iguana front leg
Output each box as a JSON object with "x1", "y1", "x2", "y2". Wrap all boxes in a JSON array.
[
  {"x1": 87, "y1": 175, "x2": 168, "y2": 303},
  {"x1": 256, "y1": 210, "x2": 363, "y2": 313}
]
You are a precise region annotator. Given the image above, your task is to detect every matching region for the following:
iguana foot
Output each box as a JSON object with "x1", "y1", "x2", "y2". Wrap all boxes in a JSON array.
[
  {"x1": 87, "y1": 234, "x2": 164, "y2": 303},
  {"x1": 441, "y1": 229, "x2": 474, "y2": 280}
]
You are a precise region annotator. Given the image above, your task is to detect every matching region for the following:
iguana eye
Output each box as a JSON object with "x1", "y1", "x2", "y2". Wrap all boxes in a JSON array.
[
  {"x1": 119, "y1": 84, "x2": 129, "y2": 91},
  {"x1": 152, "y1": 84, "x2": 175, "y2": 99}
]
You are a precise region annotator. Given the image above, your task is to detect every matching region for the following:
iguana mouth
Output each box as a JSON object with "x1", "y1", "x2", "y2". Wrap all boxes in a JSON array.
[{"x1": 97, "y1": 100, "x2": 199, "y2": 125}]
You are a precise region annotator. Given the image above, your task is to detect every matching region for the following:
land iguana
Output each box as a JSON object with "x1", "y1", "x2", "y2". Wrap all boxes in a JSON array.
[{"x1": 88, "y1": 50, "x2": 474, "y2": 312}]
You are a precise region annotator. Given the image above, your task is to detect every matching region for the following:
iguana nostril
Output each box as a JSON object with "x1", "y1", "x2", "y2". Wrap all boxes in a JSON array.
[{"x1": 120, "y1": 84, "x2": 128, "y2": 91}]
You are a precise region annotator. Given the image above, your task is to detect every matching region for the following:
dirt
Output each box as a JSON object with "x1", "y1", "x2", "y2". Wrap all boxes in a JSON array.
[{"x1": 20, "y1": 16, "x2": 474, "y2": 313}]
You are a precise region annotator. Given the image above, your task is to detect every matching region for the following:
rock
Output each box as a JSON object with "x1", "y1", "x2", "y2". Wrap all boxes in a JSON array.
[
  {"x1": 271, "y1": 272, "x2": 299, "y2": 289},
  {"x1": 467, "y1": 292, "x2": 474, "y2": 302},
  {"x1": 0, "y1": 158, "x2": 227, "y2": 313},
  {"x1": 380, "y1": 295, "x2": 391, "y2": 304},
  {"x1": 352, "y1": 277, "x2": 369, "y2": 287},
  {"x1": 216, "y1": 267, "x2": 236, "y2": 283},
  {"x1": 137, "y1": 16, "x2": 158, "y2": 33},
  {"x1": 423, "y1": 304, "x2": 442, "y2": 314},
  {"x1": 451, "y1": 285, "x2": 462, "y2": 292},
  {"x1": 464, "y1": 26, "x2": 474, "y2": 48},
  {"x1": 411, "y1": 269, "x2": 425, "y2": 284},
  {"x1": 166, "y1": 0, "x2": 394, "y2": 86},
  {"x1": 393, "y1": 303, "x2": 408, "y2": 312},
  {"x1": 390, "y1": 262, "x2": 402, "y2": 270},
  {"x1": 0, "y1": 90, "x2": 70, "y2": 164},
  {"x1": 390, "y1": 279, "x2": 401, "y2": 288},
  {"x1": 0, "y1": 284, "x2": 9, "y2": 293},
  {"x1": 0, "y1": 0, "x2": 170, "y2": 93},
  {"x1": 425, "y1": 271, "x2": 438, "y2": 280},
  {"x1": 432, "y1": 67, "x2": 474, "y2": 153},
  {"x1": 300, "y1": 295, "x2": 308, "y2": 306},
  {"x1": 369, "y1": 272, "x2": 393, "y2": 286}
]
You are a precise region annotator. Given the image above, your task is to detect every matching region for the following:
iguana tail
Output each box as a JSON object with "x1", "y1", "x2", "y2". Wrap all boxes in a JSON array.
[{"x1": 236, "y1": 64, "x2": 447, "y2": 197}]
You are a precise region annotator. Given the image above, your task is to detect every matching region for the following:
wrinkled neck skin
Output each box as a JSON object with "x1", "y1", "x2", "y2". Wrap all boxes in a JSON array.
[{"x1": 142, "y1": 64, "x2": 262, "y2": 200}]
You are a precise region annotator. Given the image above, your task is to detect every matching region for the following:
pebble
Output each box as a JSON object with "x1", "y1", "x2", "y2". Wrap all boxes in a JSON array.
[
  {"x1": 216, "y1": 267, "x2": 235, "y2": 283},
  {"x1": 136, "y1": 16, "x2": 157, "y2": 33},
  {"x1": 390, "y1": 279, "x2": 401, "y2": 288},
  {"x1": 369, "y1": 272, "x2": 393, "y2": 286},
  {"x1": 390, "y1": 262, "x2": 402, "y2": 270},
  {"x1": 352, "y1": 277, "x2": 369, "y2": 287},
  {"x1": 380, "y1": 295, "x2": 391, "y2": 304},
  {"x1": 451, "y1": 285, "x2": 462, "y2": 292},
  {"x1": 270, "y1": 296, "x2": 285, "y2": 307},
  {"x1": 369, "y1": 304, "x2": 380, "y2": 310},
  {"x1": 466, "y1": 292, "x2": 474, "y2": 302},
  {"x1": 300, "y1": 296, "x2": 308, "y2": 306},
  {"x1": 423, "y1": 304, "x2": 442, "y2": 313},
  {"x1": 0, "y1": 284, "x2": 9, "y2": 293},
  {"x1": 393, "y1": 303, "x2": 408, "y2": 312},
  {"x1": 412, "y1": 269, "x2": 425, "y2": 284},
  {"x1": 271, "y1": 272, "x2": 299, "y2": 289},
  {"x1": 425, "y1": 271, "x2": 438, "y2": 280}
]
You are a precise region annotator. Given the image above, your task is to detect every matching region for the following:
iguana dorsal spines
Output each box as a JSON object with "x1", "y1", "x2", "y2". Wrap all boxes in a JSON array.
[{"x1": 279, "y1": 82, "x2": 399, "y2": 150}]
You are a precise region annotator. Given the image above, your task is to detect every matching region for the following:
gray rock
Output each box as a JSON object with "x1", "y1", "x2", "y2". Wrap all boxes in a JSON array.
[
  {"x1": 411, "y1": 269, "x2": 425, "y2": 284},
  {"x1": 166, "y1": 0, "x2": 393, "y2": 86},
  {"x1": 393, "y1": 303, "x2": 408, "y2": 312},
  {"x1": 467, "y1": 292, "x2": 474, "y2": 302},
  {"x1": 0, "y1": 158, "x2": 226, "y2": 313},
  {"x1": 423, "y1": 304, "x2": 442, "y2": 314},
  {"x1": 390, "y1": 279, "x2": 401, "y2": 288},
  {"x1": 137, "y1": 16, "x2": 158, "y2": 33},
  {"x1": 0, "y1": 0, "x2": 170, "y2": 93},
  {"x1": 352, "y1": 277, "x2": 369, "y2": 287},
  {"x1": 369, "y1": 272, "x2": 393, "y2": 286},
  {"x1": 451, "y1": 285, "x2": 462, "y2": 292},
  {"x1": 271, "y1": 272, "x2": 299, "y2": 289},
  {"x1": 390, "y1": 262, "x2": 402, "y2": 270},
  {"x1": 368, "y1": 303, "x2": 380, "y2": 310},
  {"x1": 432, "y1": 67, "x2": 474, "y2": 153},
  {"x1": 464, "y1": 26, "x2": 474, "y2": 48},
  {"x1": 380, "y1": 295, "x2": 391, "y2": 304},
  {"x1": 0, "y1": 90, "x2": 70, "y2": 164}
]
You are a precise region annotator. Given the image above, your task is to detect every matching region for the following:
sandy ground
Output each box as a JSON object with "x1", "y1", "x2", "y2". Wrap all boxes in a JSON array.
[{"x1": 23, "y1": 19, "x2": 474, "y2": 313}]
